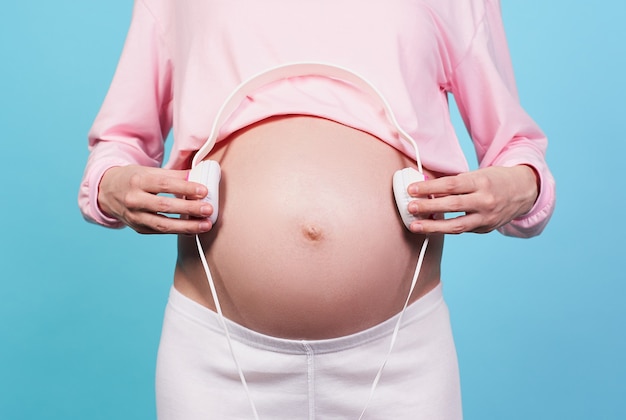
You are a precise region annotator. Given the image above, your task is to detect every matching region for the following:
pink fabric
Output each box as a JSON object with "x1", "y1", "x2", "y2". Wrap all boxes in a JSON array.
[{"x1": 79, "y1": 0, "x2": 555, "y2": 237}]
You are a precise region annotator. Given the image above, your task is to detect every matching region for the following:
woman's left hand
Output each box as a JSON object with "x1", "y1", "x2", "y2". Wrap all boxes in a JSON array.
[{"x1": 406, "y1": 165, "x2": 539, "y2": 234}]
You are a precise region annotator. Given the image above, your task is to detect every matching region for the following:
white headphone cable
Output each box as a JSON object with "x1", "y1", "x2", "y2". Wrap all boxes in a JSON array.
[
  {"x1": 195, "y1": 231, "x2": 428, "y2": 420},
  {"x1": 194, "y1": 234, "x2": 261, "y2": 420},
  {"x1": 190, "y1": 63, "x2": 429, "y2": 419},
  {"x1": 357, "y1": 236, "x2": 429, "y2": 419}
]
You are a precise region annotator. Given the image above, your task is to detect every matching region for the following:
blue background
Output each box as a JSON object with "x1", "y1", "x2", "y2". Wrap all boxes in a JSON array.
[{"x1": 1, "y1": 1, "x2": 624, "y2": 419}]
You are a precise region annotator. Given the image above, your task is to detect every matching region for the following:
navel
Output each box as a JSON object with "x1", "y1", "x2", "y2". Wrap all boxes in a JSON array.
[{"x1": 302, "y1": 224, "x2": 324, "y2": 242}]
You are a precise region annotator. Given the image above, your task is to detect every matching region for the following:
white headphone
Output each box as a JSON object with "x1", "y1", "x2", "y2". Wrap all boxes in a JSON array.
[
  {"x1": 189, "y1": 62, "x2": 426, "y2": 229},
  {"x1": 188, "y1": 62, "x2": 429, "y2": 420}
]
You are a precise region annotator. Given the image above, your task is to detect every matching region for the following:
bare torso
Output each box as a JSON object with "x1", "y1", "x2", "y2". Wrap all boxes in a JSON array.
[{"x1": 174, "y1": 115, "x2": 444, "y2": 339}]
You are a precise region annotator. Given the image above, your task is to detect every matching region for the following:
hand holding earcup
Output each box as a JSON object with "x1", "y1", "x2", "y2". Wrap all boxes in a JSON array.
[
  {"x1": 188, "y1": 160, "x2": 221, "y2": 224},
  {"x1": 392, "y1": 167, "x2": 424, "y2": 229}
]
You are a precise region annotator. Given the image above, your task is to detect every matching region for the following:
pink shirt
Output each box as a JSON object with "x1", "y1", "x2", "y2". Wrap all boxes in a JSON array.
[{"x1": 79, "y1": 0, "x2": 555, "y2": 237}]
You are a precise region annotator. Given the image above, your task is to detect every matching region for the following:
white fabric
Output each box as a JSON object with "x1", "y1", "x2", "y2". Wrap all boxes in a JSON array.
[{"x1": 155, "y1": 283, "x2": 462, "y2": 420}]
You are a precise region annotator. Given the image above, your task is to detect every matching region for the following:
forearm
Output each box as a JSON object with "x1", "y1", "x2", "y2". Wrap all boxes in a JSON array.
[{"x1": 491, "y1": 148, "x2": 556, "y2": 238}]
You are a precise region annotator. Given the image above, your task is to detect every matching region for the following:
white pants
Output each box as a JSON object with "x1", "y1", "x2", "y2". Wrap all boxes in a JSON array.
[{"x1": 155, "y1": 283, "x2": 462, "y2": 419}]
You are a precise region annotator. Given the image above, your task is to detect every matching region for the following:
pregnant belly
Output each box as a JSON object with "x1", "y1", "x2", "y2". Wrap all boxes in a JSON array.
[{"x1": 175, "y1": 115, "x2": 443, "y2": 339}]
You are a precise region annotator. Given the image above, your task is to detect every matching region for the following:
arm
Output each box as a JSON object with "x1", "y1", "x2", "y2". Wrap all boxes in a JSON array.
[
  {"x1": 78, "y1": 0, "x2": 213, "y2": 234},
  {"x1": 408, "y1": 0, "x2": 555, "y2": 238}
]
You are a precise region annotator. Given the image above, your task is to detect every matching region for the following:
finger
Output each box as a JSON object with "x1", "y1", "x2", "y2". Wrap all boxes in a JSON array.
[
  {"x1": 409, "y1": 212, "x2": 487, "y2": 235},
  {"x1": 162, "y1": 168, "x2": 194, "y2": 180},
  {"x1": 130, "y1": 213, "x2": 213, "y2": 235},
  {"x1": 165, "y1": 169, "x2": 210, "y2": 198},
  {"x1": 408, "y1": 193, "x2": 478, "y2": 217},
  {"x1": 408, "y1": 173, "x2": 478, "y2": 198},
  {"x1": 134, "y1": 169, "x2": 208, "y2": 199},
  {"x1": 140, "y1": 193, "x2": 214, "y2": 219}
]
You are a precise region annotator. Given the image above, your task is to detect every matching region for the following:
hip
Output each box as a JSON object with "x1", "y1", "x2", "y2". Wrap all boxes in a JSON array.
[{"x1": 156, "y1": 283, "x2": 461, "y2": 419}]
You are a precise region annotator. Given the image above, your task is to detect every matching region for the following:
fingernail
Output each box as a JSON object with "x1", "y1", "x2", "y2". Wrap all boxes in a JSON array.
[
  {"x1": 199, "y1": 221, "x2": 211, "y2": 231},
  {"x1": 410, "y1": 222, "x2": 423, "y2": 233},
  {"x1": 408, "y1": 185, "x2": 418, "y2": 195},
  {"x1": 200, "y1": 205, "x2": 212, "y2": 215},
  {"x1": 408, "y1": 203, "x2": 418, "y2": 213}
]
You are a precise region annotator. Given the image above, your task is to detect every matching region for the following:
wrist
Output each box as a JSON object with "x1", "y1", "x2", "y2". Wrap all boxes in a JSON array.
[
  {"x1": 97, "y1": 166, "x2": 121, "y2": 219},
  {"x1": 516, "y1": 164, "x2": 540, "y2": 214}
]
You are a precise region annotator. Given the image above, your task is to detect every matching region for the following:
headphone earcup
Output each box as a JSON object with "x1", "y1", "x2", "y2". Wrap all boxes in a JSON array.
[
  {"x1": 188, "y1": 160, "x2": 221, "y2": 224},
  {"x1": 392, "y1": 167, "x2": 424, "y2": 229}
]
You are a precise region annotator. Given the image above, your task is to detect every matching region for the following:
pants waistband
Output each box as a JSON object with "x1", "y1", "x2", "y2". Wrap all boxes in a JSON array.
[{"x1": 167, "y1": 282, "x2": 444, "y2": 355}]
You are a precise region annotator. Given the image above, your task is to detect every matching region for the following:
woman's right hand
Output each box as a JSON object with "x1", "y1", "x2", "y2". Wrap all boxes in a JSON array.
[{"x1": 98, "y1": 165, "x2": 214, "y2": 235}]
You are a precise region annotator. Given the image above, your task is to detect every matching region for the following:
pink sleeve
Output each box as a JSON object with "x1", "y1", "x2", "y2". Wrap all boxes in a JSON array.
[
  {"x1": 78, "y1": 0, "x2": 173, "y2": 228},
  {"x1": 448, "y1": 0, "x2": 556, "y2": 238}
]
